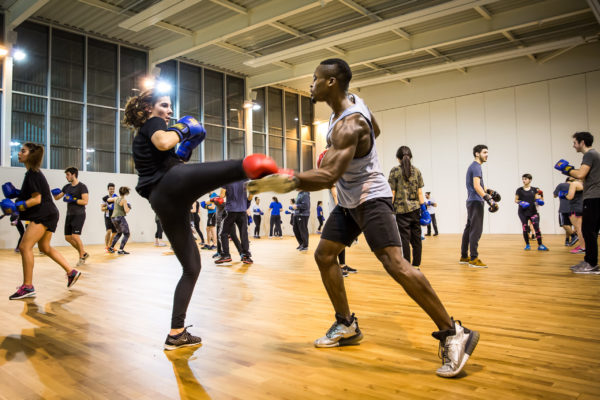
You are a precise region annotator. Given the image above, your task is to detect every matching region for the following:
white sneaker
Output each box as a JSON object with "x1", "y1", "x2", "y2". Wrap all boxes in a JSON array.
[
  {"x1": 572, "y1": 262, "x2": 600, "y2": 274},
  {"x1": 314, "y1": 313, "x2": 363, "y2": 348},
  {"x1": 432, "y1": 319, "x2": 479, "y2": 378}
]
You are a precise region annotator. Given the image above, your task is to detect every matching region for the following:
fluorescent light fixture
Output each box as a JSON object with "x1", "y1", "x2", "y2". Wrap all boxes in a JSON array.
[
  {"x1": 252, "y1": 104, "x2": 261, "y2": 111},
  {"x1": 10, "y1": 141, "x2": 20, "y2": 146},
  {"x1": 156, "y1": 81, "x2": 172, "y2": 94},
  {"x1": 230, "y1": 108, "x2": 238, "y2": 112},
  {"x1": 86, "y1": 148, "x2": 95, "y2": 153},
  {"x1": 13, "y1": 48, "x2": 26, "y2": 61}
]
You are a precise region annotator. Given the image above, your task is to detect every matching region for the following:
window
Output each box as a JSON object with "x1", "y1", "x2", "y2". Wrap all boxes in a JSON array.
[
  {"x1": 252, "y1": 87, "x2": 266, "y2": 155},
  {"x1": 268, "y1": 88, "x2": 283, "y2": 166},
  {"x1": 120, "y1": 111, "x2": 135, "y2": 174},
  {"x1": 227, "y1": 75, "x2": 244, "y2": 129},
  {"x1": 51, "y1": 29, "x2": 84, "y2": 101},
  {"x1": 301, "y1": 96, "x2": 314, "y2": 141},
  {"x1": 50, "y1": 100, "x2": 83, "y2": 170},
  {"x1": 86, "y1": 106, "x2": 115, "y2": 172},
  {"x1": 88, "y1": 39, "x2": 117, "y2": 107},
  {"x1": 227, "y1": 128, "x2": 245, "y2": 159},
  {"x1": 205, "y1": 124, "x2": 224, "y2": 161},
  {"x1": 302, "y1": 143, "x2": 314, "y2": 172},
  {"x1": 120, "y1": 47, "x2": 147, "y2": 108},
  {"x1": 285, "y1": 92, "x2": 299, "y2": 171},
  {"x1": 13, "y1": 22, "x2": 48, "y2": 95},
  {"x1": 204, "y1": 69, "x2": 224, "y2": 126},
  {"x1": 179, "y1": 63, "x2": 202, "y2": 163},
  {"x1": 11, "y1": 94, "x2": 47, "y2": 167},
  {"x1": 157, "y1": 60, "x2": 177, "y2": 110}
]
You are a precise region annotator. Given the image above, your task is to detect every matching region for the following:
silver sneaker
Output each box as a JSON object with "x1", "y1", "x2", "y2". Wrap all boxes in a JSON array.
[
  {"x1": 570, "y1": 260, "x2": 587, "y2": 271},
  {"x1": 76, "y1": 258, "x2": 85, "y2": 266},
  {"x1": 314, "y1": 313, "x2": 363, "y2": 348},
  {"x1": 572, "y1": 262, "x2": 600, "y2": 274},
  {"x1": 432, "y1": 318, "x2": 479, "y2": 378}
]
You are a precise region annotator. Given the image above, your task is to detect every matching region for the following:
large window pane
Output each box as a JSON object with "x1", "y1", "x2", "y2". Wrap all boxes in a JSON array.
[
  {"x1": 120, "y1": 111, "x2": 135, "y2": 174},
  {"x1": 11, "y1": 94, "x2": 47, "y2": 167},
  {"x1": 120, "y1": 47, "x2": 147, "y2": 107},
  {"x1": 268, "y1": 87, "x2": 282, "y2": 136},
  {"x1": 301, "y1": 96, "x2": 314, "y2": 141},
  {"x1": 157, "y1": 60, "x2": 177, "y2": 110},
  {"x1": 87, "y1": 106, "x2": 115, "y2": 172},
  {"x1": 51, "y1": 100, "x2": 82, "y2": 170},
  {"x1": 51, "y1": 29, "x2": 84, "y2": 101},
  {"x1": 302, "y1": 143, "x2": 314, "y2": 172},
  {"x1": 286, "y1": 139, "x2": 299, "y2": 172},
  {"x1": 227, "y1": 75, "x2": 244, "y2": 129},
  {"x1": 253, "y1": 132, "x2": 266, "y2": 155},
  {"x1": 13, "y1": 22, "x2": 48, "y2": 95},
  {"x1": 268, "y1": 136, "x2": 283, "y2": 167},
  {"x1": 285, "y1": 92, "x2": 299, "y2": 139},
  {"x1": 179, "y1": 63, "x2": 201, "y2": 120},
  {"x1": 205, "y1": 124, "x2": 223, "y2": 161},
  {"x1": 204, "y1": 69, "x2": 223, "y2": 125},
  {"x1": 252, "y1": 87, "x2": 265, "y2": 133},
  {"x1": 88, "y1": 39, "x2": 117, "y2": 107},
  {"x1": 227, "y1": 128, "x2": 245, "y2": 159}
]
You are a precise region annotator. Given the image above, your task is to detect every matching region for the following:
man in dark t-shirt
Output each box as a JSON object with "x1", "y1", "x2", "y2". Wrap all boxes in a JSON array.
[
  {"x1": 216, "y1": 180, "x2": 252, "y2": 264},
  {"x1": 102, "y1": 182, "x2": 117, "y2": 250},
  {"x1": 514, "y1": 174, "x2": 548, "y2": 251},
  {"x1": 553, "y1": 179, "x2": 576, "y2": 246},
  {"x1": 53, "y1": 167, "x2": 89, "y2": 265}
]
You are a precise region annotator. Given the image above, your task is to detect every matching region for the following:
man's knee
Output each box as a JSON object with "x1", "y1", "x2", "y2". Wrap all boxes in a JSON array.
[{"x1": 314, "y1": 248, "x2": 337, "y2": 267}]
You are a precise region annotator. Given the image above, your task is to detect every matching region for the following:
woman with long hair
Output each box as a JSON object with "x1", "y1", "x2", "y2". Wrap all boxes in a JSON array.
[
  {"x1": 108, "y1": 186, "x2": 132, "y2": 254},
  {"x1": 122, "y1": 88, "x2": 278, "y2": 350},
  {"x1": 388, "y1": 145, "x2": 426, "y2": 268},
  {"x1": 1, "y1": 143, "x2": 81, "y2": 300}
]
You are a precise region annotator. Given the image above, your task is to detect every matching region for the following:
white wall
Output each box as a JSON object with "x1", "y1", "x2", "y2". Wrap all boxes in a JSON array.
[
  {"x1": 0, "y1": 166, "x2": 328, "y2": 249},
  {"x1": 363, "y1": 44, "x2": 600, "y2": 234}
]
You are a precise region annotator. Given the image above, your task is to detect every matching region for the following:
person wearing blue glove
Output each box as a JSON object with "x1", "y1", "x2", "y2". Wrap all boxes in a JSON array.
[
  {"x1": 53, "y1": 166, "x2": 90, "y2": 266},
  {"x1": 388, "y1": 146, "x2": 425, "y2": 269},
  {"x1": 101, "y1": 183, "x2": 118, "y2": 251},
  {"x1": 515, "y1": 174, "x2": 548, "y2": 251},
  {"x1": 565, "y1": 179, "x2": 585, "y2": 255},
  {"x1": 252, "y1": 196, "x2": 264, "y2": 238},
  {"x1": 424, "y1": 192, "x2": 438, "y2": 236},
  {"x1": 6, "y1": 142, "x2": 81, "y2": 300}
]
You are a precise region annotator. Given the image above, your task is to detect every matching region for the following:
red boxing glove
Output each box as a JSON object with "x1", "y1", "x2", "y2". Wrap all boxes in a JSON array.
[
  {"x1": 211, "y1": 197, "x2": 224, "y2": 206},
  {"x1": 317, "y1": 149, "x2": 328, "y2": 168},
  {"x1": 242, "y1": 154, "x2": 279, "y2": 179},
  {"x1": 537, "y1": 189, "x2": 543, "y2": 197}
]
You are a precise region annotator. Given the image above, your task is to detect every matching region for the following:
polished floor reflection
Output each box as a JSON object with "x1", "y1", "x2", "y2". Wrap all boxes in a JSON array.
[{"x1": 1, "y1": 234, "x2": 599, "y2": 399}]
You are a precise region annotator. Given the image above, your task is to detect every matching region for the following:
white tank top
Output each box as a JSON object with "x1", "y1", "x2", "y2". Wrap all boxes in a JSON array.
[{"x1": 326, "y1": 94, "x2": 392, "y2": 208}]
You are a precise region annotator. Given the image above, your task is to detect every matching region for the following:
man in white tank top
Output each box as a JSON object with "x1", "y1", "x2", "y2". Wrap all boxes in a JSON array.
[{"x1": 247, "y1": 59, "x2": 479, "y2": 378}]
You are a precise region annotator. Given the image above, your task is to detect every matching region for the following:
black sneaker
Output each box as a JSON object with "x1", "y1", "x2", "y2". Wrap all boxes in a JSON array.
[
  {"x1": 107, "y1": 247, "x2": 115, "y2": 254},
  {"x1": 342, "y1": 265, "x2": 357, "y2": 274},
  {"x1": 9, "y1": 285, "x2": 36, "y2": 300},
  {"x1": 215, "y1": 255, "x2": 232, "y2": 265},
  {"x1": 164, "y1": 326, "x2": 202, "y2": 351},
  {"x1": 118, "y1": 250, "x2": 130, "y2": 255},
  {"x1": 212, "y1": 252, "x2": 221, "y2": 259},
  {"x1": 564, "y1": 238, "x2": 569, "y2": 246},
  {"x1": 241, "y1": 256, "x2": 253, "y2": 264},
  {"x1": 67, "y1": 269, "x2": 81, "y2": 288},
  {"x1": 341, "y1": 268, "x2": 349, "y2": 277},
  {"x1": 298, "y1": 246, "x2": 308, "y2": 251},
  {"x1": 569, "y1": 234, "x2": 579, "y2": 246}
]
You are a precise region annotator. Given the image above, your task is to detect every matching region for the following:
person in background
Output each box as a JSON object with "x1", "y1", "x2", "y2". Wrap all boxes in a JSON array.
[
  {"x1": 108, "y1": 186, "x2": 132, "y2": 255},
  {"x1": 424, "y1": 192, "x2": 438, "y2": 236},
  {"x1": 190, "y1": 200, "x2": 205, "y2": 245},
  {"x1": 269, "y1": 196, "x2": 283, "y2": 237},
  {"x1": 554, "y1": 178, "x2": 577, "y2": 246},
  {"x1": 201, "y1": 193, "x2": 218, "y2": 250},
  {"x1": 252, "y1": 196, "x2": 264, "y2": 239},
  {"x1": 215, "y1": 180, "x2": 253, "y2": 265},
  {"x1": 565, "y1": 179, "x2": 585, "y2": 254},
  {"x1": 316, "y1": 200, "x2": 325, "y2": 234},
  {"x1": 102, "y1": 183, "x2": 117, "y2": 251},
  {"x1": 514, "y1": 173, "x2": 548, "y2": 251},
  {"x1": 292, "y1": 191, "x2": 311, "y2": 251},
  {"x1": 154, "y1": 214, "x2": 167, "y2": 247}
]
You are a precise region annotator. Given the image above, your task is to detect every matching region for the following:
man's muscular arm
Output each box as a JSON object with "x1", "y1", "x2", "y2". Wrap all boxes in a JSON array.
[{"x1": 296, "y1": 114, "x2": 364, "y2": 191}]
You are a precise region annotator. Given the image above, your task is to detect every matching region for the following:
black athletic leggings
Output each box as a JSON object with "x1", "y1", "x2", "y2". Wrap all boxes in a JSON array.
[
  {"x1": 155, "y1": 217, "x2": 163, "y2": 239},
  {"x1": 191, "y1": 213, "x2": 205, "y2": 242},
  {"x1": 110, "y1": 216, "x2": 130, "y2": 250},
  {"x1": 518, "y1": 212, "x2": 542, "y2": 245},
  {"x1": 253, "y1": 214, "x2": 261, "y2": 236},
  {"x1": 338, "y1": 249, "x2": 345, "y2": 265},
  {"x1": 317, "y1": 216, "x2": 325, "y2": 231},
  {"x1": 270, "y1": 215, "x2": 282, "y2": 236},
  {"x1": 149, "y1": 160, "x2": 247, "y2": 329}
]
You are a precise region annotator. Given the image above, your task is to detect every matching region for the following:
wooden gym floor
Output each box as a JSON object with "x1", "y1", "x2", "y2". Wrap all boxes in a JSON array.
[{"x1": 0, "y1": 233, "x2": 599, "y2": 399}]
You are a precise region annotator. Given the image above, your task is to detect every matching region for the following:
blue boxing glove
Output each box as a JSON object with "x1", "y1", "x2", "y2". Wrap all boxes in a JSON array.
[
  {"x1": 519, "y1": 201, "x2": 530, "y2": 209},
  {"x1": 419, "y1": 204, "x2": 431, "y2": 226},
  {"x1": 554, "y1": 159, "x2": 574, "y2": 176},
  {"x1": 248, "y1": 215, "x2": 253, "y2": 225},
  {"x1": 284, "y1": 210, "x2": 291, "y2": 214},
  {"x1": 51, "y1": 188, "x2": 62, "y2": 196},
  {"x1": 535, "y1": 199, "x2": 544, "y2": 206},
  {"x1": 200, "y1": 201, "x2": 207, "y2": 209},
  {"x1": 2, "y1": 182, "x2": 21, "y2": 199},
  {"x1": 260, "y1": 210, "x2": 264, "y2": 216},
  {"x1": 289, "y1": 206, "x2": 294, "y2": 211},
  {"x1": 558, "y1": 190, "x2": 568, "y2": 199},
  {"x1": 63, "y1": 194, "x2": 77, "y2": 203},
  {"x1": 1, "y1": 198, "x2": 18, "y2": 216},
  {"x1": 170, "y1": 116, "x2": 206, "y2": 162}
]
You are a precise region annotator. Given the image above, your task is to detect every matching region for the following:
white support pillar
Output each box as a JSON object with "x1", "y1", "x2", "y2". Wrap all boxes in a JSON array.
[{"x1": 1, "y1": 55, "x2": 13, "y2": 167}]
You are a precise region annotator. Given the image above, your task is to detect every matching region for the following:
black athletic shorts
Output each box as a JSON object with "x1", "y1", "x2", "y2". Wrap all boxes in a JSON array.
[
  {"x1": 64, "y1": 214, "x2": 86, "y2": 235},
  {"x1": 105, "y1": 216, "x2": 117, "y2": 233},
  {"x1": 29, "y1": 209, "x2": 59, "y2": 233},
  {"x1": 321, "y1": 197, "x2": 402, "y2": 251},
  {"x1": 207, "y1": 213, "x2": 216, "y2": 227},
  {"x1": 558, "y1": 212, "x2": 571, "y2": 226}
]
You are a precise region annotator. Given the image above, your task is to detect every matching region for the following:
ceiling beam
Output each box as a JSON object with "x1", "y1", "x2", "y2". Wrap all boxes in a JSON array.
[
  {"x1": 246, "y1": 0, "x2": 590, "y2": 88},
  {"x1": 269, "y1": 22, "x2": 346, "y2": 55},
  {"x1": 78, "y1": 0, "x2": 193, "y2": 36},
  {"x1": 338, "y1": 0, "x2": 410, "y2": 40},
  {"x1": 587, "y1": 0, "x2": 600, "y2": 24},
  {"x1": 474, "y1": 5, "x2": 492, "y2": 20},
  {"x1": 351, "y1": 36, "x2": 591, "y2": 88},
  {"x1": 425, "y1": 48, "x2": 466, "y2": 74},
  {"x1": 537, "y1": 44, "x2": 581, "y2": 64},
  {"x1": 502, "y1": 30, "x2": 536, "y2": 61},
  {"x1": 118, "y1": 0, "x2": 202, "y2": 32},
  {"x1": 149, "y1": 0, "x2": 332, "y2": 65},
  {"x1": 213, "y1": 42, "x2": 293, "y2": 69},
  {"x1": 208, "y1": 0, "x2": 247, "y2": 14},
  {"x1": 244, "y1": 0, "x2": 499, "y2": 68},
  {"x1": 7, "y1": 0, "x2": 50, "y2": 30}
]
